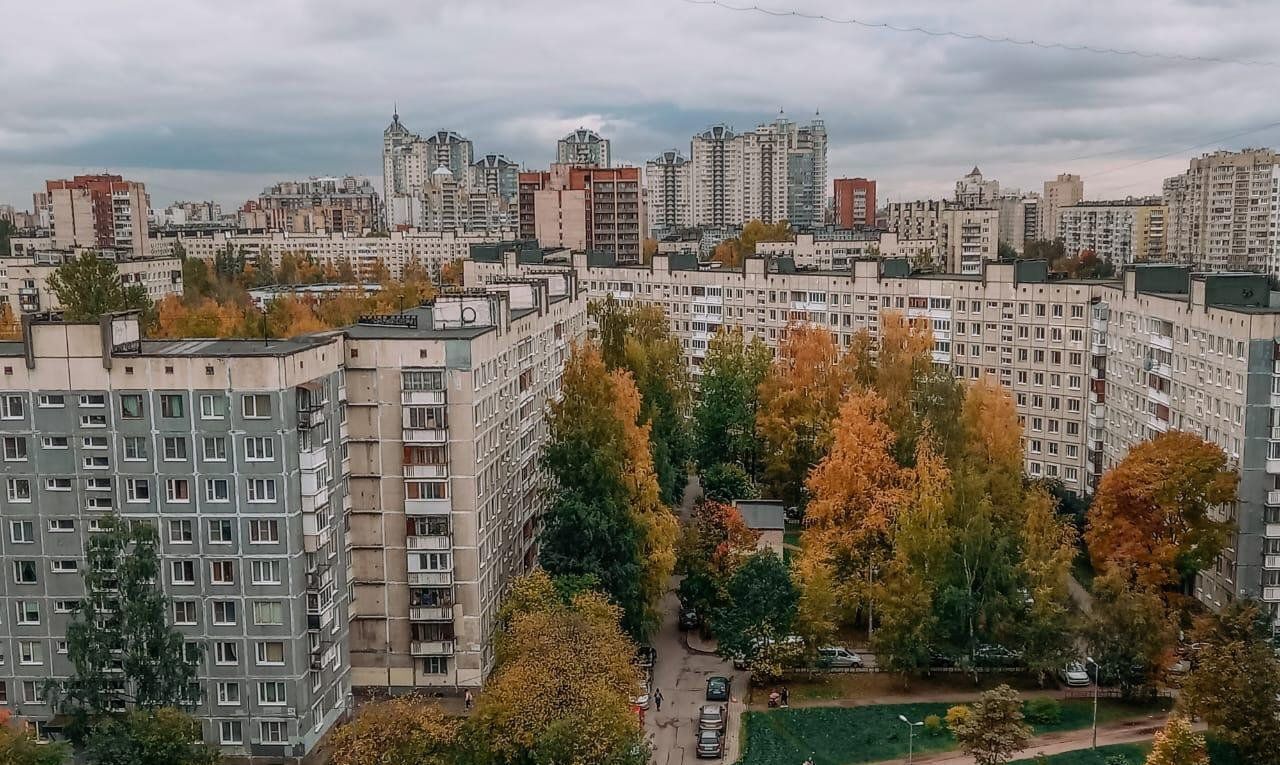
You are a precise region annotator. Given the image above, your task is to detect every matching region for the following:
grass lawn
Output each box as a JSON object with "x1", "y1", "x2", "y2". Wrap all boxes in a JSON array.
[
  {"x1": 783, "y1": 522, "x2": 802, "y2": 549},
  {"x1": 1012, "y1": 743, "x2": 1150, "y2": 764},
  {"x1": 739, "y1": 699, "x2": 1168, "y2": 765},
  {"x1": 775, "y1": 670, "x2": 1047, "y2": 705}
]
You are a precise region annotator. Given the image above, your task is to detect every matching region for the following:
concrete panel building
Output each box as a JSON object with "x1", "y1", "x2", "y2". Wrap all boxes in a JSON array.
[
  {"x1": 556, "y1": 128, "x2": 611, "y2": 168},
  {"x1": 46, "y1": 175, "x2": 150, "y2": 259},
  {"x1": 0, "y1": 247, "x2": 182, "y2": 315},
  {"x1": 833, "y1": 178, "x2": 876, "y2": 229},
  {"x1": 645, "y1": 150, "x2": 694, "y2": 238},
  {"x1": 258, "y1": 176, "x2": 383, "y2": 235},
  {"x1": 1041, "y1": 173, "x2": 1084, "y2": 241},
  {"x1": 1057, "y1": 197, "x2": 1167, "y2": 267},
  {"x1": 1162, "y1": 149, "x2": 1280, "y2": 273},
  {"x1": 517, "y1": 166, "x2": 644, "y2": 264},
  {"x1": 884, "y1": 202, "x2": 997, "y2": 274}
]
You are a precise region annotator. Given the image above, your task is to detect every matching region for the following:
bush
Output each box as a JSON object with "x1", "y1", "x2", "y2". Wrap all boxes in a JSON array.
[
  {"x1": 923, "y1": 714, "x2": 944, "y2": 737},
  {"x1": 1104, "y1": 755, "x2": 1134, "y2": 765},
  {"x1": 1023, "y1": 697, "x2": 1062, "y2": 725}
]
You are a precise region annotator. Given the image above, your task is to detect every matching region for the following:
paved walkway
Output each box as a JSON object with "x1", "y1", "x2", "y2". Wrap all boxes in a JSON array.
[{"x1": 1066, "y1": 573, "x2": 1094, "y2": 615}]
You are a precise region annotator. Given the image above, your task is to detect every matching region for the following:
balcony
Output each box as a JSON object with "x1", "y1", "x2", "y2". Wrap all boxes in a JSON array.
[
  {"x1": 409, "y1": 571, "x2": 452, "y2": 586},
  {"x1": 406, "y1": 534, "x2": 451, "y2": 550},
  {"x1": 403, "y1": 428, "x2": 447, "y2": 444},
  {"x1": 402, "y1": 390, "x2": 446, "y2": 406},
  {"x1": 1267, "y1": 457, "x2": 1280, "y2": 475},
  {"x1": 299, "y1": 448, "x2": 326, "y2": 472},
  {"x1": 1149, "y1": 333, "x2": 1173, "y2": 353},
  {"x1": 1147, "y1": 388, "x2": 1171, "y2": 407},
  {"x1": 410, "y1": 640, "x2": 454, "y2": 656},
  {"x1": 410, "y1": 606, "x2": 453, "y2": 621},
  {"x1": 1267, "y1": 489, "x2": 1280, "y2": 506},
  {"x1": 405, "y1": 498, "x2": 451, "y2": 516},
  {"x1": 1267, "y1": 524, "x2": 1280, "y2": 539},
  {"x1": 404, "y1": 464, "x2": 448, "y2": 479},
  {"x1": 298, "y1": 404, "x2": 325, "y2": 430},
  {"x1": 1264, "y1": 587, "x2": 1280, "y2": 602}
]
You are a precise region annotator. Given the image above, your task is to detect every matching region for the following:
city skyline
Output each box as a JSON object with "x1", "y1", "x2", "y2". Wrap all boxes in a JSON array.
[{"x1": 2, "y1": 1, "x2": 1278, "y2": 209}]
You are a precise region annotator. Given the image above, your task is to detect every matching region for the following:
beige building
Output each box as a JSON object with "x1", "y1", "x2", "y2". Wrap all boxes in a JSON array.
[
  {"x1": 756, "y1": 231, "x2": 900, "y2": 270},
  {"x1": 258, "y1": 176, "x2": 382, "y2": 234},
  {"x1": 955, "y1": 166, "x2": 1000, "y2": 207},
  {"x1": 344, "y1": 273, "x2": 588, "y2": 691},
  {"x1": 1057, "y1": 198, "x2": 1167, "y2": 267},
  {"x1": 1162, "y1": 149, "x2": 1280, "y2": 273},
  {"x1": 645, "y1": 150, "x2": 694, "y2": 237},
  {"x1": 0, "y1": 243, "x2": 182, "y2": 314},
  {"x1": 47, "y1": 174, "x2": 150, "y2": 259},
  {"x1": 995, "y1": 193, "x2": 1040, "y2": 254},
  {"x1": 1041, "y1": 173, "x2": 1084, "y2": 241},
  {"x1": 884, "y1": 202, "x2": 997, "y2": 274}
]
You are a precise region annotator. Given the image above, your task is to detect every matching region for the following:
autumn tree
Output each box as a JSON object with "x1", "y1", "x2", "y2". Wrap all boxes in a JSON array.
[
  {"x1": 0, "y1": 302, "x2": 19, "y2": 340},
  {"x1": 439, "y1": 258, "x2": 464, "y2": 286},
  {"x1": 49, "y1": 251, "x2": 153, "y2": 324},
  {"x1": 1016, "y1": 487, "x2": 1079, "y2": 682},
  {"x1": 799, "y1": 390, "x2": 906, "y2": 628},
  {"x1": 945, "y1": 685, "x2": 1032, "y2": 765},
  {"x1": 470, "y1": 571, "x2": 645, "y2": 765},
  {"x1": 711, "y1": 550, "x2": 799, "y2": 680},
  {"x1": 1082, "y1": 572, "x2": 1173, "y2": 697},
  {"x1": 1181, "y1": 600, "x2": 1280, "y2": 764},
  {"x1": 0, "y1": 711, "x2": 69, "y2": 765},
  {"x1": 329, "y1": 696, "x2": 459, "y2": 765},
  {"x1": 82, "y1": 708, "x2": 220, "y2": 765},
  {"x1": 642, "y1": 237, "x2": 658, "y2": 264},
  {"x1": 676, "y1": 500, "x2": 759, "y2": 618},
  {"x1": 693, "y1": 326, "x2": 772, "y2": 475},
  {"x1": 757, "y1": 324, "x2": 855, "y2": 506},
  {"x1": 1144, "y1": 716, "x2": 1208, "y2": 765},
  {"x1": 1086, "y1": 431, "x2": 1237, "y2": 595}
]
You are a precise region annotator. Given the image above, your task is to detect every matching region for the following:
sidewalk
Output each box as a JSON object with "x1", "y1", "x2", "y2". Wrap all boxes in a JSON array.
[{"x1": 685, "y1": 629, "x2": 718, "y2": 655}]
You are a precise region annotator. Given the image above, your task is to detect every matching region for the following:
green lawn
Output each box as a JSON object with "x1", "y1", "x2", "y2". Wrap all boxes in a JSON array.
[
  {"x1": 1012, "y1": 743, "x2": 1150, "y2": 764},
  {"x1": 739, "y1": 700, "x2": 1167, "y2": 765}
]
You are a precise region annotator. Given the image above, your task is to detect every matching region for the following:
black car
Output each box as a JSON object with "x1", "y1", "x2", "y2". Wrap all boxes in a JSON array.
[
  {"x1": 706, "y1": 675, "x2": 731, "y2": 701},
  {"x1": 928, "y1": 651, "x2": 957, "y2": 668},
  {"x1": 636, "y1": 645, "x2": 657, "y2": 669},
  {"x1": 679, "y1": 610, "x2": 700, "y2": 631},
  {"x1": 696, "y1": 729, "x2": 724, "y2": 759}
]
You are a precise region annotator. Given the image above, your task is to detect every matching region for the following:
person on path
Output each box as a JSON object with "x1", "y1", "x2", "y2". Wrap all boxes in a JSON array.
[
  {"x1": 781, "y1": 686, "x2": 789, "y2": 707},
  {"x1": 464, "y1": 689, "x2": 473, "y2": 711},
  {"x1": 654, "y1": 688, "x2": 663, "y2": 711}
]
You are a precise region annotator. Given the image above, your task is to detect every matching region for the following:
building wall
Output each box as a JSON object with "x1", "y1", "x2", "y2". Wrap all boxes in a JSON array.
[
  {"x1": 1041, "y1": 173, "x2": 1084, "y2": 241},
  {"x1": 1057, "y1": 199, "x2": 1167, "y2": 267},
  {"x1": 1162, "y1": 149, "x2": 1280, "y2": 273},
  {"x1": 0, "y1": 255, "x2": 183, "y2": 315},
  {"x1": 833, "y1": 178, "x2": 876, "y2": 229},
  {"x1": 644, "y1": 151, "x2": 694, "y2": 237},
  {"x1": 47, "y1": 175, "x2": 150, "y2": 259}
]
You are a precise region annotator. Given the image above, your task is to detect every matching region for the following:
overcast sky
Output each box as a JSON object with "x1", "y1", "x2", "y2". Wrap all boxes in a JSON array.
[{"x1": 2, "y1": 0, "x2": 1278, "y2": 211}]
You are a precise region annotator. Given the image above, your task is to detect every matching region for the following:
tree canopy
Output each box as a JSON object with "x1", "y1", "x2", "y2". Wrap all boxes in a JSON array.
[
  {"x1": 329, "y1": 696, "x2": 459, "y2": 765},
  {"x1": 49, "y1": 251, "x2": 153, "y2": 324},
  {"x1": 693, "y1": 326, "x2": 772, "y2": 476},
  {"x1": 945, "y1": 685, "x2": 1032, "y2": 765}
]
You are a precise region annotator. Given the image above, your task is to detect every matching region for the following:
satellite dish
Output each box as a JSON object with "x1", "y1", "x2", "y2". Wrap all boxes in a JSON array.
[
  {"x1": 1143, "y1": 357, "x2": 1153, "y2": 371},
  {"x1": 461, "y1": 306, "x2": 477, "y2": 324}
]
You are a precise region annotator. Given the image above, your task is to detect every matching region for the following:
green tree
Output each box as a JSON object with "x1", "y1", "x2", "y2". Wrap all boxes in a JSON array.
[
  {"x1": 329, "y1": 696, "x2": 459, "y2": 765},
  {"x1": 693, "y1": 327, "x2": 772, "y2": 476},
  {"x1": 945, "y1": 685, "x2": 1032, "y2": 765},
  {"x1": 0, "y1": 218, "x2": 16, "y2": 256},
  {"x1": 48, "y1": 252, "x2": 153, "y2": 322},
  {"x1": 0, "y1": 713, "x2": 70, "y2": 765},
  {"x1": 997, "y1": 240, "x2": 1018, "y2": 260},
  {"x1": 1181, "y1": 600, "x2": 1280, "y2": 764},
  {"x1": 82, "y1": 708, "x2": 220, "y2": 765},
  {"x1": 676, "y1": 500, "x2": 758, "y2": 618},
  {"x1": 1144, "y1": 715, "x2": 1208, "y2": 765},
  {"x1": 1082, "y1": 572, "x2": 1172, "y2": 698},
  {"x1": 711, "y1": 550, "x2": 799, "y2": 679},
  {"x1": 54, "y1": 514, "x2": 199, "y2": 739},
  {"x1": 700, "y1": 462, "x2": 757, "y2": 503},
  {"x1": 180, "y1": 257, "x2": 212, "y2": 303}
]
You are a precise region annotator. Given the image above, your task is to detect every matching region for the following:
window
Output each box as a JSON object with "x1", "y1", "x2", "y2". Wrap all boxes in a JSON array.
[
  {"x1": 260, "y1": 721, "x2": 287, "y2": 744},
  {"x1": 18, "y1": 641, "x2": 43, "y2": 665},
  {"x1": 44, "y1": 479, "x2": 72, "y2": 494},
  {"x1": 173, "y1": 601, "x2": 197, "y2": 625},
  {"x1": 120, "y1": 394, "x2": 143, "y2": 419},
  {"x1": 416, "y1": 552, "x2": 451, "y2": 571},
  {"x1": 50, "y1": 560, "x2": 76, "y2": 573},
  {"x1": 6, "y1": 478, "x2": 29, "y2": 502},
  {"x1": 244, "y1": 436, "x2": 274, "y2": 461},
  {"x1": 247, "y1": 478, "x2": 277, "y2": 503},
  {"x1": 253, "y1": 602, "x2": 284, "y2": 626},
  {"x1": 402, "y1": 370, "x2": 444, "y2": 391},
  {"x1": 256, "y1": 641, "x2": 286, "y2": 665},
  {"x1": 21, "y1": 681, "x2": 43, "y2": 704},
  {"x1": 249, "y1": 519, "x2": 279, "y2": 544},
  {"x1": 219, "y1": 720, "x2": 242, "y2": 745},
  {"x1": 82, "y1": 436, "x2": 107, "y2": 449},
  {"x1": 169, "y1": 519, "x2": 193, "y2": 543},
  {"x1": 204, "y1": 478, "x2": 230, "y2": 503},
  {"x1": 216, "y1": 682, "x2": 240, "y2": 706},
  {"x1": 171, "y1": 560, "x2": 195, "y2": 585},
  {"x1": 82, "y1": 455, "x2": 109, "y2": 470},
  {"x1": 200, "y1": 394, "x2": 227, "y2": 420},
  {"x1": 251, "y1": 560, "x2": 281, "y2": 585},
  {"x1": 243, "y1": 394, "x2": 271, "y2": 418},
  {"x1": 422, "y1": 656, "x2": 449, "y2": 675},
  {"x1": 79, "y1": 393, "x2": 105, "y2": 408},
  {"x1": 123, "y1": 436, "x2": 148, "y2": 461},
  {"x1": 159, "y1": 394, "x2": 184, "y2": 418},
  {"x1": 202, "y1": 436, "x2": 227, "y2": 462},
  {"x1": 11, "y1": 560, "x2": 35, "y2": 584},
  {"x1": 212, "y1": 601, "x2": 237, "y2": 625},
  {"x1": 16, "y1": 601, "x2": 39, "y2": 625},
  {"x1": 257, "y1": 681, "x2": 286, "y2": 706},
  {"x1": 208, "y1": 519, "x2": 233, "y2": 543},
  {"x1": 126, "y1": 479, "x2": 150, "y2": 503},
  {"x1": 37, "y1": 394, "x2": 64, "y2": 408},
  {"x1": 214, "y1": 642, "x2": 239, "y2": 666},
  {"x1": 86, "y1": 478, "x2": 111, "y2": 492},
  {"x1": 41, "y1": 436, "x2": 68, "y2": 449},
  {"x1": 1, "y1": 395, "x2": 24, "y2": 419},
  {"x1": 162, "y1": 437, "x2": 188, "y2": 461},
  {"x1": 47, "y1": 519, "x2": 74, "y2": 532},
  {"x1": 165, "y1": 479, "x2": 190, "y2": 503},
  {"x1": 406, "y1": 481, "x2": 447, "y2": 500},
  {"x1": 3, "y1": 437, "x2": 27, "y2": 461},
  {"x1": 210, "y1": 561, "x2": 235, "y2": 585},
  {"x1": 9, "y1": 520, "x2": 33, "y2": 543}
]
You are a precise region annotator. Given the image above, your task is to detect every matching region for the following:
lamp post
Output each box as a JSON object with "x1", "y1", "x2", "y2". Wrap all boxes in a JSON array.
[
  {"x1": 898, "y1": 714, "x2": 924, "y2": 764},
  {"x1": 1085, "y1": 656, "x2": 1101, "y2": 749}
]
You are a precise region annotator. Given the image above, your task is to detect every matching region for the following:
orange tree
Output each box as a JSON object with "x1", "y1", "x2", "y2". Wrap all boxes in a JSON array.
[{"x1": 676, "y1": 500, "x2": 759, "y2": 618}]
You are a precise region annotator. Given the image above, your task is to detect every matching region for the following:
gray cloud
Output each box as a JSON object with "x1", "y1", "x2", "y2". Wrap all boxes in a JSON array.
[{"x1": 1, "y1": 0, "x2": 1278, "y2": 208}]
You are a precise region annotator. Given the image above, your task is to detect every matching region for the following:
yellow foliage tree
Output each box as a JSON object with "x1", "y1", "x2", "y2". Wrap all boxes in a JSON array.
[
  {"x1": 1144, "y1": 715, "x2": 1208, "y2": 765},
  {"x1": 328, "y1": 696, "x2": 459, "y2": 765}
]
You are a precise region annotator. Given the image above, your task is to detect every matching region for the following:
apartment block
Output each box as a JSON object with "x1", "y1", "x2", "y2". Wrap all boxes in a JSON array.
[
  {"x1": 382, "y1": 114, "x2": 483, "y2": 230},
  {"x1": 994, "y1": 193, "x2": 1040, "y2": 254},
  {"x1": 517, "y1": 165, "x2": 644, "y2": 264},
  {"x1": 556, "y1": 128, "x2": 611, "y2": 167},
  {"x1": 955, "y1": 166, "x2": 1000, "y2": 208},
  {"x1": 0, "y1": 312, "x2": 349, "y2": 761},
  {"x1": 344, "y1": 274, "x2": 587, "y2": 691},
  {"x1": 756, "y1": 231, "x2": 900, "y2": 270},
  {"x1": 258, "y1": 176, "x2": 383, "y2": 235},
  {"x1": 1162, "y1": 149, "x2": 1280, "y2": 273},
  {"x1": 1041, "y1": 173, "x2": 1084, "y2": 241},
  {"x1": 0, "y1": 247, "x2": 182, "y2": 314},
  {"x1": 833, "y1": 178, "x2": 876, "y2": 229},
  {"x1": 645, "y1": 150, "x2": 694, "y2": 237},
  {"x1": 884, "y1": 202, "x2": 998, "y2": 274},
  {"x1": 1057, "y1": 198, "x2": 1167, "y2": 267},
  {"x1": 46, "y1": 175, "x2": 150, "y2": 259},
  {"x1": 690, "y1": 125, "x2": 744, "y2": 228}
]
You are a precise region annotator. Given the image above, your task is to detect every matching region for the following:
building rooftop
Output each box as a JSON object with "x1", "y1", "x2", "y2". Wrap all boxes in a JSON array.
[{"x1": 734, "y1": 500, "x2": 786, "y2": 531}]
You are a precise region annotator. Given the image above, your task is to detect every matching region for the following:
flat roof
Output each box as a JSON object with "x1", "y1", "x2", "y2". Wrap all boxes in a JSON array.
[
  {"x1": 735, "y1": 500, "x2": 785, "y2": 530},
  {"x1": 138, "y1": 336, "x2": 338, "y2": 357}
]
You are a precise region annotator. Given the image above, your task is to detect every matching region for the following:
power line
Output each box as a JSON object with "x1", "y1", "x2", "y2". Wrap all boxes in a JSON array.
[
  {"x1": 681, "y1": 0, "x2": 1280, "y2": 68},
  {"x1": 1085, "y1": 118, "x2": 1280, "y2": 178}
]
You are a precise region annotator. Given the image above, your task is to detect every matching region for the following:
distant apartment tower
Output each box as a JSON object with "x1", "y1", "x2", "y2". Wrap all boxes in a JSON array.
[
  {"x1": 994, "y1": 193, "x2": 1040, "y2": 254},
  {"x1": 1041, "y1": 173, "x2": 1084, "y2": 240},
  {"x1": 884, "y1": 200, "x2": 997, "y2": 274},
  {"x1": 785, "y1": 116, "x2": 828, "y2": 229},
  {"x1": 381, "y1": 113, "x2": 479, "y2": 229},
  {"x1": 345, "y1": 275, "x2": 588, "y2": 692},
  {"x1": 556, "y1": 128, "x2": 611, "y2": 167},
  {"x1": 258, "y1": 176, "x2": 383, "y2": 234},
  {"x1": 159, "y1": 201, "x2": 222, "y2": 226},
  {"x1": 833, "y1": 178, "x2": 876, "y2": 228},
  {"x1": 644, "y1": 150, "x2": 694, "y2": 237},
  {"x1": 46, "y1": 174, "x2": 150, "y2": 259},
  {"x1": 1057, "y1": 197, "x2": 1167, "y2": 267},
  {"x1": 955, "y1": 166, "x2": 1000, "y2": 207},
  {"x1": 517, "y1": 165, "x2": 644, "y2": 263},
  {"x1": 1162, "y1": 149, "x2": 1280, "y2": 273},
  {"x1": 690, "y1": 124, "x2": 744, "y2": 228},
  {"x1": 470, "y1": 154, "x2": 519, "y2": 205}
]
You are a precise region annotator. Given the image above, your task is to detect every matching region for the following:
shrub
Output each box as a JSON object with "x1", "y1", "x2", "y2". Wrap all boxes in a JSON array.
[
  {"x1": 1023, "y1": 697, "x2": 1061, "y2": 725},
  {"x1": 923, "y1": 714, "x2": 944, "y2": 736}
]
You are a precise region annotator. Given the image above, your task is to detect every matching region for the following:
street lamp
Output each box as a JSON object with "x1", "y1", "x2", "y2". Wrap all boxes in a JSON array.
[
  {"x1": 1085, "y1": 656, "x2": 1101, "y2": 750},
  {"x1": 898, "y1": 714, "x2": 924, "y2": 764}
]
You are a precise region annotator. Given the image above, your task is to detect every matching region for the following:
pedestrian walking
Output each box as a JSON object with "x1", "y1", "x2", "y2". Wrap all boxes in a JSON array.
[
  {"x1": 654, "y1": 688, "x2": 663, "y2": 711},
  {"x1": 781, "y1": 686, "x2": 789, "y2": 707},
  {"x1": 464, "y1": 689, "x2": 473, "y2": 711}
]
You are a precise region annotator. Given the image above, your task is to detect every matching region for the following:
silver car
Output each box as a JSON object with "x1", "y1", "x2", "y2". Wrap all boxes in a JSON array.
[
  {"x1": 1059, "y1": 661, "x2": 1091, "y2": 687},
  {"x1": 818, "y1": 646, "x2": 863, "y2": 668},
  {"x1": 698, "y1": 704, "x2": 727, "y2": 733}
]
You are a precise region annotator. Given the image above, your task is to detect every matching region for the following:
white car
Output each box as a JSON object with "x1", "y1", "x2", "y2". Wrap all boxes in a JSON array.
[
  {"x1": 817, "y1": 646, "x2": 863, "y2": 668},
  {"x1": 631, "y1": 682, "x2": 651, "y2": 709},
  {"x1": 1059, "y1": 661, "x2": 1091, "y2": 687}
]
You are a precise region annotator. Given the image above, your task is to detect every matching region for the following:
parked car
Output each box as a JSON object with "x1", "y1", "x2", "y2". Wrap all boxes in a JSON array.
[
  {"x1": 699, "y1": 704, "x2": 727, "y2": 733},
  {"x1": 817, "y1": 646, "x2": 863, "y2": 668},
  {"x1": 696, "y1": 729, "x2": 724, "y2": 759},
  {"x1": 706, "y1": 675, "x2": 731, "y2": 701},
  {"x1": 636, "y1": 645, "x2": 657, "y2": 669},
  {"x1": 1059, "y1": 661, "x2": 1091, "y2": 687},
  {"x1": 928, "y1": 651, "x2": 957, "y2": 668},
  {"x1": 679, "y1": 609, "x2": 700, "y2": 631},
  {"x1": 974, "y1": 644, "x2": 1024, "y2": 667},
  {"x1": 631, "y1": 681, "x2": 651, "y2": 709}
]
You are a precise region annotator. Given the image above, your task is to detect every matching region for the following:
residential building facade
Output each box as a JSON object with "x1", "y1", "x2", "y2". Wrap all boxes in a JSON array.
[
  {"x1": 833, "y1": 178, "x2": 876, "y2": 229},
  {"x1": 556, "y1": 128, "x2": 611, "y2": 167},
  {"x1": 258, "y1": 177, "x2": 383, "y2": 235},
  {"x1": 1057, "y1": 197, "x2": 1168, "y2": 267},
  {"x1": 884, "y1": 201, "x2": 998, "y2": 273},
  {"x1": 1162, "y1": 149, "x2": 1280, "y2": 273},
  {"x1": 0, "y1": 246, "x2": 182, "y2": 314},
  {"x1": 955, "y1": 166, "x2": 1000, "y2": 207},
  {"x1": 644, "y1": 150, "x2": 694, "y2": 238},
  {"x1": 381, "y1": 113, "x2": 485, "y2": 230},
  {"x1": 1041, "y1": 173, "x2": 1084, "y2": 241},
  {"x1": 517, "y1": 166, "x2": 644, "y2": 264},
  {"x1": 46, "y1": 175, "x2": 150, "y2": 259},
  {"x1": 994, "y1": 193, "x2": 1040, "y2": 255}
]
